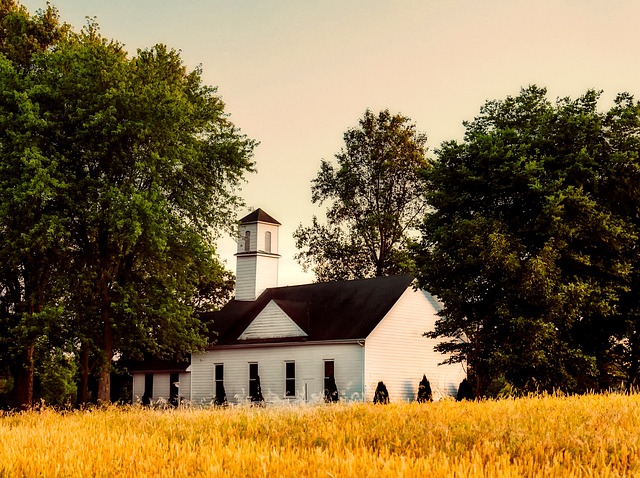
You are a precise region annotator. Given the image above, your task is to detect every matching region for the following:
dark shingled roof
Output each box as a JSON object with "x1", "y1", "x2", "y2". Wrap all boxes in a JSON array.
[
  {"x1": 203, "y1": 274, "x2": 414, "y2": 347},
  {"x1": 124, "y1": 356, "x2": 190, "y2": 373},
  {"x1": 239, "y1": 208, "x2": 281, "y2": 225}
]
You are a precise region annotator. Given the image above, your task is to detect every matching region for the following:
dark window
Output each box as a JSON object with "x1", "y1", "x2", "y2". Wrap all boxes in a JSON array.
[
  {"x1": 170, "y1": 372, "x2": 179, "y2": 405},
  {"x1": 323, "y1": 360, "x2": 340, "y2": 402},
  {"x1": 144, "y1": 373, "x2": 153, "y2": 400},
  {"x1": 285, "y1": 361, "x2": 295, "y2": 397},
  {"x1": 249, "y1": 362, "x2": 259, "y2": 399},
  {"x1": 215, "y1": 364, "x2": 224, "y2": 401},
  {"x1": 324, "y1": 361, "x2": 334, "y2": 391},
  {"x1": 265, "y1": 231, "x2": 272, "y2": 253},
  {"x1": 244, "y1": 230, "x2": 251, "y2": 252}
]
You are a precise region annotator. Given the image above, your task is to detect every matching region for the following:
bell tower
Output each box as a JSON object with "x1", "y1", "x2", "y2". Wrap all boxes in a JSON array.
[{"x1": 235, "y1": 208, "x2": 281, "y2": 301}]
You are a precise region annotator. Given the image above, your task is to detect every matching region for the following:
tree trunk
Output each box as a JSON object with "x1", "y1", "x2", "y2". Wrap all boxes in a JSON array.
[
  {"x1": 11, "y1": 344, "x2": 35, "y2": 409},
  {"x1": 96, "y1": 269, "x2": 113, "y2": 404},
  {"x1": 97, "y1": 311, "x2": 113, "y2": 404},
  {"x1": 77, "y1": 345, "x2": 90, "y2": 406}
]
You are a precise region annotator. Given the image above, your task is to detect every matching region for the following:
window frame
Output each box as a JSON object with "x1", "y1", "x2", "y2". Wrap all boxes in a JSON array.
[
  {"x1": 265, "y1": 231, "x2": 272, "y2": 253},
  {"x1": 170, "y1": 372, "x2": 179, "y2": 404},
  {"x1": 285, "y1": 361, "x2": 296, "y2": 398},
  {"x1": 144, "y1": 373, "x2": 154, "y2": 399},
  {"x1": 324, "y1": 360, "x2": 335, "y2": 392},
  {"x1": 214, "y1": 363, "x2": 224, "y2": 402},
  {"x1": 248, "y1": 362, "x2": 259, "y2": 399}
]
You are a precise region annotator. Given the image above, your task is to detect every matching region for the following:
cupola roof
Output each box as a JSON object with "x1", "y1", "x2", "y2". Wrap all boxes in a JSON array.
[{"x1": 239, "y1": 208, "x2": 281, "y2": 225}]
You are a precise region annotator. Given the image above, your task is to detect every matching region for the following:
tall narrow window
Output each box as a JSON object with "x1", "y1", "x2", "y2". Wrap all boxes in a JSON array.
[
  {"x1": 215, "y1": 364, "x2": 225, "y2": 405},
  {"x1": 249, "y1": 362, "x2": 259, "y2": 400},
  {"x1": 170, "y1": 372, "x2": 179, "y2": 406},
  {"x1": 265, "y1": 231, "x2": 272, "y2": 253},
  {"x1": 324, "y1": 360, "x2": 334, "y2": 391},
  {"x1": 144, "y1": 373, "x2": 153, "y2": 401},
  {"x1": 244, "y1": 230, "x2": 251, "y2": 252},
  {"x1": 324, "y1": 360, "x2": 338, "y2": 402},
  {"x1": 285, "y1": 361, "x2": 296, "y2": 397}
]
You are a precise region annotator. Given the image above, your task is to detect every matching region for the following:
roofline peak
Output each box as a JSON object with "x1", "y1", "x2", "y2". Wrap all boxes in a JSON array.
[{"x1": 239, "y1": 208, "x2": 281, "y2": 225}]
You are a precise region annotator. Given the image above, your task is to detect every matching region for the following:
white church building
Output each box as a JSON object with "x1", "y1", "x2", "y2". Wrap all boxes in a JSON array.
[{"x1": 131, "y1": 209, "x2": 466, "y2": 404}]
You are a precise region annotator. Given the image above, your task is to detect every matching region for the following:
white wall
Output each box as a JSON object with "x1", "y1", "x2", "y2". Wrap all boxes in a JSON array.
[
  {"x1": 254, "y1": 254, "x2": 279, "y2": 298},
  {"x1": 235, "y1": 254, "x2": 258, "y2": 301},
  {"x1": 364, "y1": 288, "x2": 466, "y2": 402},
  {"x1": 131, "y1": 371, "x2": 191, "y2": 404},
  {"x1": 190, "y1": 343, "x2": 364, "y2": 405},
  {"x1": 235, "y1": 254, "x2": 279, "y2": 301},
  {"x1": 179, "y1": 371, "x2": 191, "y2": 401},
  {"x1": 132, "y1": 373, "x2": 145, "y2": 402},
  {"x1": 236, "y1": 222, "x2": 279, "y2": 254},
  {"x1": 238, "y1": 300, "x2": 307, "y2": 340},
  {"x1": 235, "y1": 220, "x2": 280, "y2": 301}
]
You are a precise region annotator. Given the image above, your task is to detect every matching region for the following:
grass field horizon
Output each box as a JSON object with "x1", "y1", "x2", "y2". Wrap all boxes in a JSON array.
[{"x1": 1, "y1": 392, "x2": 639, "y2": 477}]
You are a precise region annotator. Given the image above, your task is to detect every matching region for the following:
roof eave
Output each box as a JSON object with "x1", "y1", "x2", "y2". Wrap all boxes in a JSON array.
[{"x1": 205, "y1": 338, "x2": 366, "y2": 351}]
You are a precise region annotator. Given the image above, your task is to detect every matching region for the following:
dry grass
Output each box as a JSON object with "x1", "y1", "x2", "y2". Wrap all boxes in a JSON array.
[{"x1": 1, "y1": 393, "x2": 639, "y2": 477}]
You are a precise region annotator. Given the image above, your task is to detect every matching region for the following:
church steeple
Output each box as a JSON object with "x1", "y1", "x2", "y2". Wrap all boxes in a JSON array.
[{"x1": 234, "y1": 209, "x2": 281, "y2": 301}]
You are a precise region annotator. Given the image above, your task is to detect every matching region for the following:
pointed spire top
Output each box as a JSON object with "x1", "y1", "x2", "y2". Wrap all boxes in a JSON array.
[{"x1": 239, "y1": 208, "x2": 281, "y2": 225}]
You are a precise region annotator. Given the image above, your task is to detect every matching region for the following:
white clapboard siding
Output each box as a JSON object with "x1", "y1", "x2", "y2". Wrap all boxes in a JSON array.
[
  {"x1": 254, "y1": 254, "x2": 279, "y2": 297},
  {"x1": 364, "y1": 288, "x2": 465, "y2": 402},
  {"x1": 190, "y1": 343, "x2": 364, "y2": 405},
  {"x1": 132, "y1": 373, "x2": 145, "y2": 402},
  {"x1": 256, "y1": 223, "x2": 279, "y2": 254},
  {"x1": 238, "y1": 300, "x2": 307, "y2": 340},
  {"x1": 237, "y1": 222, "x2": 280, "y2": 254},
  {"x1": 151, "y1": 373, "x2": 171, "y2": 401},
  {"x1": 131, "y1": 371, "x2": 190, "y2": 403},
  {"x1": 179, "y1": 371, "x2": 191, "y2": 401},
  {"x1": 235, "y1": 255, "x2": 257, "y2": 301},
  {"x1": 235, "y1": 254, "x2": 279, "y2": 301}
]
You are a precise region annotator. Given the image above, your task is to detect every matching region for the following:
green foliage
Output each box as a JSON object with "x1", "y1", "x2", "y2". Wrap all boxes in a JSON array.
[
  {"x1": 295, "y1": 109, "x2": 428, "y2": 281},
  {"x1": 35, "y1": 348, "x2": 77, "y2": 407},
  {"x1": 0, "y1": 0, "x2": 71, "y2": 409},
  {"x1": 414, "y1": 86, "x2": 638, "y2": 395},
  {"x1": 0, "y1": 0, "x2": 69, "y2": 69},
  {"x1": 0, "y1": 3, "x2": 255, "y2": 406}
]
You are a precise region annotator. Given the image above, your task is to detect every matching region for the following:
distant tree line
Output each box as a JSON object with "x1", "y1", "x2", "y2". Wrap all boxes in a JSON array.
[
  {"x1": 298, "y1": 88, "x2": 640, "y2": 397},
  {"x1": 0, "y1": 1, "x2": 255, "y2": 408}
]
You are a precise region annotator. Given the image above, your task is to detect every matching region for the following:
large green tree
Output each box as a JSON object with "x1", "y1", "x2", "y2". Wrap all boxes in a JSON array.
[
  {"x1": 294, "y1": 109, "x2": 428, "y2": 281},
  {"x1": 0, "y1": 7, "x2": 254, "y2": 406},
  {"x1": 600, "y1": 93, "x2": 640, "y2": 389},
  {"x1": 0, "y1": 0, "x2": 70, "y2": 409},
  {"x1": 413, "y1": 86, "x2": 635, "y2": 396},
  {"x1": 0, "y1": 0, "x2": 68, "y2": 70}
]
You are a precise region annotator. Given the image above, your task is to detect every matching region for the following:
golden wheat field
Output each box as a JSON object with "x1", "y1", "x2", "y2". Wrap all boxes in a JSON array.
[{"x1": 1, "y1": 393, "x2": 639, "y2": 477}]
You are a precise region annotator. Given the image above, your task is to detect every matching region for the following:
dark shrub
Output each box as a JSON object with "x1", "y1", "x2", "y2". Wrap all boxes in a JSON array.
[
  {"x1": 324, "y1": 374, "x2": 339, "y2": 402},
  {"x1": 373, "y1": 381, "x2": 389, "y2": 404},
  {"x1": 214, "y1": 384, "x2": 227, "y2": 407},
  {"x1": 417, "y1": 375, "x2": 432, "y2": 402},
  {"x1": 251, "y1": 375, "x2": 264, "y2": 405},
  {"x1": 456, "y1": 378, "x2": 474, "y2": 401}
]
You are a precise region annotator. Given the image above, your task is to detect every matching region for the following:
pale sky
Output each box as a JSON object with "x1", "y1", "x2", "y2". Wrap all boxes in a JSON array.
[{"x1": 21, "y1": 0, "x2": 640, "y2": 285}]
